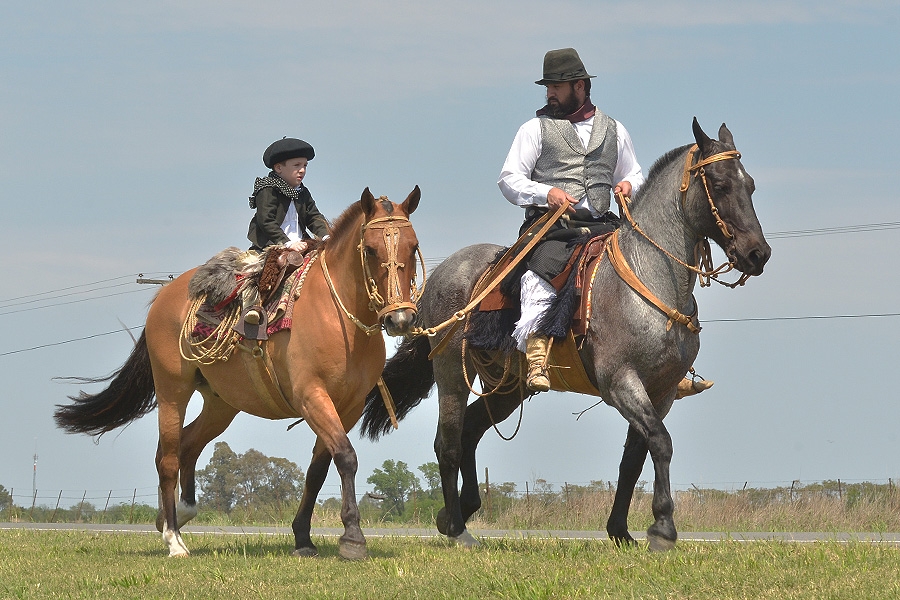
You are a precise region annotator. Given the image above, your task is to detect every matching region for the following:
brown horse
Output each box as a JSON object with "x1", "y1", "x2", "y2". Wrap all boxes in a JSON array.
[{"x1": 55, "y1": 187, "x2": 422, "y2": 559}]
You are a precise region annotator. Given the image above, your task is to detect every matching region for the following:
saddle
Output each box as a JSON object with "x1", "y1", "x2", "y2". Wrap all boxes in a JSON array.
[
  {"x1": 476, "y1": 232, "x2": 612, "y2": 337},
  {"x1": 469, "y1": 232, "x2": 614, "y2": 397}
]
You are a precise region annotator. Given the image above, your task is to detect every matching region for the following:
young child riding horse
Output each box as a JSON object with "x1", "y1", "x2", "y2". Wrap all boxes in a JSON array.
[{"x1": 241, "y1": 137, "x2": 330, "y2": 327}]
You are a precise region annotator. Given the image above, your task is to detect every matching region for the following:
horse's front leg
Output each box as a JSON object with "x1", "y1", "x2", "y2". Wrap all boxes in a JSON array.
[
  {"x1": 291, "y1": 442, "x2": 332, "y2": 557},
  {"x1": 302, "y1": 391, "x2": 366, "y2": 560},
  {"x1": 458, "y1": 391, "x2": 524, "y2": 522},
  {"x1": 606, "y1": 424, "x2": 648, "y2": 546},
  {"x1": 607, "y1": 372, "x2": 677, "y2": 551}
]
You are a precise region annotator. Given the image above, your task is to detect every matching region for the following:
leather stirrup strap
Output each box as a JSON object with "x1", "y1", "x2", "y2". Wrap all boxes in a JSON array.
[
  {"x1": 237, "y1": 342, "x2": 300, "y2": 418},
  {"x1": 606, "y1": 230, "x2": 701, "y2": 334}
]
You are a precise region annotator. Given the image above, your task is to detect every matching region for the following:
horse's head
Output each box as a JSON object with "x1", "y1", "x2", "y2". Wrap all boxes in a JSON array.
[
  {"x1": 359, "y1": 186, "x2": 422, "y2": 336},
  {"x1": 689, "y1": 118, "x2": 771, "y2": 277}
]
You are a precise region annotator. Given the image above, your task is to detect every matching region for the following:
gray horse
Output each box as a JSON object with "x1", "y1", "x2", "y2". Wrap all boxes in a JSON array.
[{"x1": 362, "y1": 119, "x2": 770, "y2": 550}]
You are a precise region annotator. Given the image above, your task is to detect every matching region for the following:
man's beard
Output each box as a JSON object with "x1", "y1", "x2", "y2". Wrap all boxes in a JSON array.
[{"x1": 546, "y1": 94, "x2": 581, "y2": 118}]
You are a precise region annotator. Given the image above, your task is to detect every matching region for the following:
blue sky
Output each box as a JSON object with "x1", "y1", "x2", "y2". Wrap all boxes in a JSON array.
[{"x1": 2, "y1": 1, "x2": 899, "y2": 508}]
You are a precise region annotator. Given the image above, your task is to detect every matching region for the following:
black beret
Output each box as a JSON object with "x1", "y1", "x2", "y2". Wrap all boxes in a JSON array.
[{"x1": 263, "y1": 138, "x2": 315, "y2": 168}]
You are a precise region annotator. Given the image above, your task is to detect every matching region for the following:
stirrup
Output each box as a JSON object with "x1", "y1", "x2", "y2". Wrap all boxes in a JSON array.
[
  {"x1": 234, "y1": 306, "x2": 268, "y2": 341},
  {"x1": 676, "y1": 376, "x2": 713, "y2": 398}
]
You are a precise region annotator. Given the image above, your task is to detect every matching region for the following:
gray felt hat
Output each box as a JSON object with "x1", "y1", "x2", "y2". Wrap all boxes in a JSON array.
[{"x1": 534, "y1": 48, "x2": 595, "y2": 85}]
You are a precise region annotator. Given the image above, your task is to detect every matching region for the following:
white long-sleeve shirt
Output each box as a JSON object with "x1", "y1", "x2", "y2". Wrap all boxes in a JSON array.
[{"x1": 498, "y1": 115, "x2": 645, "y2": 216}]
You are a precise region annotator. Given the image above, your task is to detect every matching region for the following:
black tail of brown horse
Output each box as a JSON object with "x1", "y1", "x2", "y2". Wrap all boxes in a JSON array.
[
  {"x1": 361, "y1": 335, "x2": 435, "y2": 440},
  {"x1": 54, "y1": 330, "x2": 157, "y2": 437}
]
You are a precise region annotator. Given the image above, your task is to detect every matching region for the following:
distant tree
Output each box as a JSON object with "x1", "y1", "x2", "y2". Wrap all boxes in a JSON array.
[
  {"x1": 0, "y1": 485, "x2": 11, "y2": 510},
  {"x1": 418, "y1": 462, "x2": 441, "y2": 496},
  {"x1": 196, "y1": 442, "x2": 305, "y2": 512},
  {"x1": 367, "y1": 460, "x2": 419, "y2": 516},
  {"x1": 196, "y1": 442, "x2": 239, "y2": 511}
]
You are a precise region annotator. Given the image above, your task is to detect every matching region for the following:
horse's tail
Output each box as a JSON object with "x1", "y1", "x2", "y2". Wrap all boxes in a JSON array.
[
  {"x1": 54, "y1": 330, "x2": 157, "y2": 437},
  {"x1": 361, "y1": 334, "x2": 435, "y2": 441}
]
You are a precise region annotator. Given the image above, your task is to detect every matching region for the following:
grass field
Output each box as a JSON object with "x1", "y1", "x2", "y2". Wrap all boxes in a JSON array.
[{"x1": 2, "y1": 529, "x2": 899, "y2": 599}]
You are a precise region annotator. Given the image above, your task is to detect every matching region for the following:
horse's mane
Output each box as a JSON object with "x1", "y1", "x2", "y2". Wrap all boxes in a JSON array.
[
  {"x1": 325, "y1": 201, "x2": 364, "y2": 246},
  {"x1": 633, "y1": 143, "x2": 693, "y2": 202}
]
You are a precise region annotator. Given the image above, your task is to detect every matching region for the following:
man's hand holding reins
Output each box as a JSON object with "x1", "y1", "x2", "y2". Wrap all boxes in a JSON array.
[
  {"x1": 547, "y1": 187, "x2": 578, "y2": 213},
  {"x1": 614, "y1": 180, "x2": 632, "y2": 198}
]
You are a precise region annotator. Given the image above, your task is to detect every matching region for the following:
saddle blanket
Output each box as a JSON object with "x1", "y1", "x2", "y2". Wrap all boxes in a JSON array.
[{"x1": 190, "y1": 257, "x2": 311, "y2": 341}]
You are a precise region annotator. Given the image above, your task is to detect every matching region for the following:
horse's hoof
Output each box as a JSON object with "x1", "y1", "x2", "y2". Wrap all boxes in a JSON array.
[
  {"x1": 647, "y1": 521, "x2": 677, "y2": 551},
  {"x1": 168, "y1": 548, "x2": 190, "y2": 558},
  {"x1": 450, "y1": 530, "x2": 480, "y2": 549},
  {"x1": 176, "y1": 500, "x2": 198, "y2": 529},
  {"x1": 436, "y1": 508, "x2": 450, "y2": 536},
  {"x1": 292, "y1": 546, "x2": 319, "y2": 558},
  {"x1": 609, "y1": 533, "x2": 637, "y2": 548},
  {"x1": 339, "y1": 540, "x2": 367, "y2": 561}
]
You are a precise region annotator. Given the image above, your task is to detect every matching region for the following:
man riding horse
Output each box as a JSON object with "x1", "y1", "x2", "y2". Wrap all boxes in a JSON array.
[{"x1": 499, "y1": 48, "x2": 709, "y2": 396}]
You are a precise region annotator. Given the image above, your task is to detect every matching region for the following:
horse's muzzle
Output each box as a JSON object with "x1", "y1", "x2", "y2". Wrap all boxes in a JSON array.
[
  {"x1": 382, "y1": 308, "x2": 417, "y2": 336},
  {"x1": 729, "y1": 237, "x2": 771, "y2": 276}
]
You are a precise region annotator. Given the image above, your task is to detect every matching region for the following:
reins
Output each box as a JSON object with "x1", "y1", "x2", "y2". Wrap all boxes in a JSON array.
[{"x1": 413, "y1": 201, "x2": 570, "y2": 357}]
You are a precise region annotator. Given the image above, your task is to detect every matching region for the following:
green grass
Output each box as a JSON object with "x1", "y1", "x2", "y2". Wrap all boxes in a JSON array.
[{"x1": 2, "y1": 529, "x2": 900, "y2": 599}]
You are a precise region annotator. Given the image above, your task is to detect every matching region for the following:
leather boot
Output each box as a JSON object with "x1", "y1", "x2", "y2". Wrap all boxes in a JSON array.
[
  {"x1": 525, "y1": 334, "x2": 551, "y2": 393},
  {"x1": 676, "y1": 377, "x2": 714, "y2": 398}
]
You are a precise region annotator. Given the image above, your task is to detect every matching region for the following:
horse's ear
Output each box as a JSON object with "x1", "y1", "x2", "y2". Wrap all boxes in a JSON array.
[
  {"x1": 692, "y1": 117, "x2": 714, "y2": 154},
  {"x1": 360, "y1": 187, "x2": 376, "y2": 215},
  {"x1": 402, "y1": 185, "x2": 421, "y2": 216},
  {"x1": 718, "y1": 123, "x2": 735, "y2": 147}
]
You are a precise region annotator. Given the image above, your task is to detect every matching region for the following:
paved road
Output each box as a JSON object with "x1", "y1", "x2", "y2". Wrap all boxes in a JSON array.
[{"x1": 3, "y1": 522, "x2": 900, "y2": 544}]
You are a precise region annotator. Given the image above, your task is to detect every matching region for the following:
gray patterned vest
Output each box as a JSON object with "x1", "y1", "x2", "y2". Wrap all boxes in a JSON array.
[{"x1": 531, "y1": 111, "x2": 618, "y2": 214}]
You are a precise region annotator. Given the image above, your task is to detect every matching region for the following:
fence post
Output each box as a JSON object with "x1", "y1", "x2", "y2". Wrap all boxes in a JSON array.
[
  {"x1": 837, "y1": 479, "x2": 843, "y2": 502},
  {"x1": 50, "y1": 490, "x2": 63, "y2": 523},
  {"x1": 484, "y1": 467, "x2": 491, "y2": 521},
  {"x1": 76, "y1": 491, "x2": 86, "y2": 522},
  {"x1": 102, "y1": 490, "x2": 112, "y2": 523}
]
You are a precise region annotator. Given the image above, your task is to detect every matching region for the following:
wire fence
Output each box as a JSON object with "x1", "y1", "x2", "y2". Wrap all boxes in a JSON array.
[{"x1": 2, "y1": 478, "x2": 899, "y2": 526}]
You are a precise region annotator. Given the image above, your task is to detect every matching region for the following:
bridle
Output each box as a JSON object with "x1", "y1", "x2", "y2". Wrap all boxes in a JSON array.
[
  {"x1": 320, "y1": 213, "x2": 426, "y2": 336},
  {"x1": 617, "y1": 144, "x2": 751, "y2": 289}
]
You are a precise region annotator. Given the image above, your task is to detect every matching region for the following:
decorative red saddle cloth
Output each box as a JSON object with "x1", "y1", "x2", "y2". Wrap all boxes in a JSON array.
[{"x1": 190, "y1": 255, "x2": 314, "y2": 341}]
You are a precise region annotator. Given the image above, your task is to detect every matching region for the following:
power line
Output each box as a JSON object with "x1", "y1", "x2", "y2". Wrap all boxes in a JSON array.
[
  {"x1": 1, "y1": 311, "x2": 897, "y2": 358},
  {"x1": 0, "y1": 272, "x2": 175, "y2": 305},
  {"x1": 766, "y1": 221, "x2": 900, "y2": 239},
  {"x1": 706, "y1": 312, "x2": 900, "y2": 324},
  {"x1": 0, "y1": 326, "x2": 144, "y2": 357},
  {"x1": 0, "y1": 288, "x2": 156, "y2": 316}
]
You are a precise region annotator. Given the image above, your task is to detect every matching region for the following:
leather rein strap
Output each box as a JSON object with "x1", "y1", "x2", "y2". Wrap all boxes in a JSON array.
[
  {"x1": 606, "y1": 145, "x2": 749, "y2": 334},
  {"x1": 617, "y1": 145, "x2": 750, "y2": 289},
  {"x1": 606, "y1": 229, "x2": 701, "y2": 334},
  {"x1": 421, "y1": 201, "x2": 570, "y2": 358}
]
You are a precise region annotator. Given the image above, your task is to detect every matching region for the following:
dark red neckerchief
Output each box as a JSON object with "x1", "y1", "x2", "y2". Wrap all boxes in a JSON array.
[{"x1": 536, "y1": 100, "x2": 596, "y2": 123}]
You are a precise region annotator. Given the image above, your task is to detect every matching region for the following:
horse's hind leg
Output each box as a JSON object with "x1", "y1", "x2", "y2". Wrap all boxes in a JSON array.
[
  {"x1": 154, "y1": 381, "x2": 194, "y2": 557},
  {"x1": 291, "y1": 440, "x2": 332, "y2": 557},
  {"x1": 171, "y1": 389, "x2": 239, "y2": 530},
  {"x1": 432, "y1": 369, "x2": 470, "y2": 542},
  {"x1": 606, "y1": 424, "x2": 648, "y2": 546}
]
